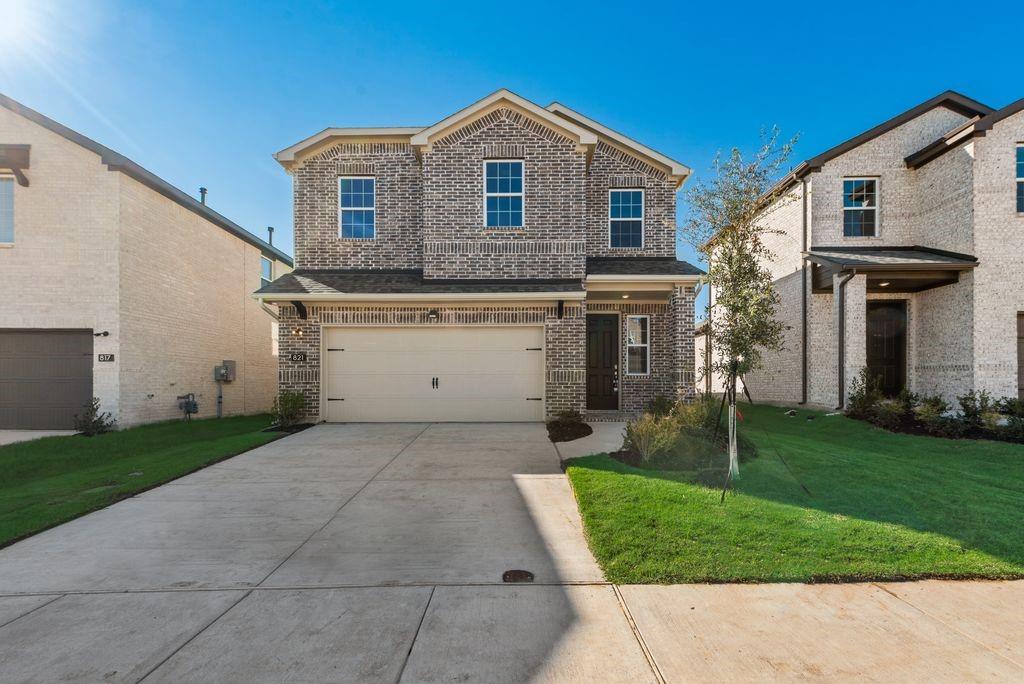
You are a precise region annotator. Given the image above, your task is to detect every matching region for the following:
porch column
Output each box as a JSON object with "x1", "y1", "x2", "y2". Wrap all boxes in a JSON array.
[
  {"x1": 835, "y1": 273, "x2": 867, "y2": 407},
  {"x1": 669, "y1": 285, "x2": 697, "y2": 400}
]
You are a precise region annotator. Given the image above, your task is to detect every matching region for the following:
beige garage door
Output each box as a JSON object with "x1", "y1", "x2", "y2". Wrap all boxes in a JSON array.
[{"x1": 324, "y1": 326, "x2": 545, "y2": 422}]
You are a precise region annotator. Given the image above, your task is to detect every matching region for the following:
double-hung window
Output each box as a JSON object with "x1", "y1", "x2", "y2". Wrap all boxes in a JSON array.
[
  {"x1": 339, "y1": 176, "x2": 375, "y2": 239},
  {"x1": 1016, "y1": 145, "x2": 1024, "y2": 213},
  {"x1": 0, "y1": 177, "x2": 13, "y2": 244},
  {"x1": 609, "y1": 189, "x2": 644, "y2": 248},
  {"x1": 260, "y1": 256, "x2": 273, "y2": 288},
  {"x1": 842, "y1": 178, "x2": 878, "y2": 237},
  {"x1": 626, "y1": 315, "x2": 650, "y2": 375},
  {"x1": 484, "y1": 160, "x2": 523, "y2": 227}
]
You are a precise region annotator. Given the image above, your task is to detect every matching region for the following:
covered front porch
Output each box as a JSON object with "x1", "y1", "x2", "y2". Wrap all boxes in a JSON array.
[
  {"x1": 804, "y1": 246, "x2": 978, "y2": 406},
  {"x1": 583, "y1": 257, "x2": 702, "y2": 417}
]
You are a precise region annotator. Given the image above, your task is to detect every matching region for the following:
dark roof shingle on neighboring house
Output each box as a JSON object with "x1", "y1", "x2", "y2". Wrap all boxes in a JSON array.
[
  {"x1": 804, "y1": 246, "x2": 978, "y2": 270},
  {"x1": 256, "y1": 270, "x2": 585, "y2": 296},
  {"x1": 586, "y1": 257, "x2": 704, "y2": 277}
]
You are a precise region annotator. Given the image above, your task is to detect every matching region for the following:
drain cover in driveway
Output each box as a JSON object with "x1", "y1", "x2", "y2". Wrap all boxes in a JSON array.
[{"x1": 502, "y1": 569, "x2": 534, "y2": 583}]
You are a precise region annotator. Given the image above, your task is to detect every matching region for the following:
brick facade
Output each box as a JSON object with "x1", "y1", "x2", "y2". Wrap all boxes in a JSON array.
[
  {"x1": 722, "y1": 99, "x2": 1024, "y2": 408},
  {"x1": 277, "y1": 94, "x2": 698, "y2": 420}
]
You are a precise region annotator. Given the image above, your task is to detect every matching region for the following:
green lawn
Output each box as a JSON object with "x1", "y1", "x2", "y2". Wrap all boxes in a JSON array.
[
  {"x1": 566, "y1": 404, "x2": 1024, "y2": 583},
  {"x1": 0, "y1": 415, "x2": 278, "y2": 548}
]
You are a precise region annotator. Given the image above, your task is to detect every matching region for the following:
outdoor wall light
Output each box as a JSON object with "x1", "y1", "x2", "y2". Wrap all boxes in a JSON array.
[
  {"x1": 93, "y1": 331, "x2": 109, "y2": 337},
  {"x1": 293, "y1": 328, "x2": 303, "y2": 336},
  {"x1": 427, "y1": 309, "x2": 440, "y2": 322}
]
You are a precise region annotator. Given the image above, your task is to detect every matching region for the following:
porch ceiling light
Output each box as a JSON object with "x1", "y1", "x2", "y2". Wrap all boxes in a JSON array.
[
  {"x1": 621, "y1": 294, "x2": 630, "y2": 299},
  {"x1": 879, "y1": 281, "x2": 890, "y2": 287},
  {"x1": 427, "y1": 309, "x2": 440, "y2": 321}
]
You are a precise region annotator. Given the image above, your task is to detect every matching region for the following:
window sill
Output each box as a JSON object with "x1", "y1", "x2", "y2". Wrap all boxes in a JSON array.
[
  {"x1": 339, "y1": 236, "x2": 376, "y2": 241},
  {"x1": 0, "y1": 242, "x2": 13, "y2": 249}
]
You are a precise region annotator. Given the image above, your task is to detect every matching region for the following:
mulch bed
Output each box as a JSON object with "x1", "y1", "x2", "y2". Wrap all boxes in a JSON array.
[
  {"x1": 546, "y1": 420, "x2": 593, "y2": 442},
  {"x1": 263, "y1": 423, "x2": 316, "y2": 435}
]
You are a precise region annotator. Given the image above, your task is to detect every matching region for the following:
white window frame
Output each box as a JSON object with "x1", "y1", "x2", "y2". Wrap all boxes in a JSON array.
[
  {"x1": 482, "y1": 159, "x2": 525, "y2": 229},
  {"x1": 260, "y1": 256, "x2": 273, "y2": 288},
  {"x1": 1016, "y1": 144, "x2": 1024, "y2": 215},
  {"x1": 842, "y1": 177, "x2": 880, "y2": 238},
  {"x1": 608, "y1": 188, "x2": 645, "y2": 249},
  {"x1": 0, "y1": 175, "x2": 13, "y2": 246},
  {"x1": 338, "y1": 175, "x2": 376, "y2": 240},
  {"x1": 625, "y1": 315, "x2": 651, "y2": 376}
]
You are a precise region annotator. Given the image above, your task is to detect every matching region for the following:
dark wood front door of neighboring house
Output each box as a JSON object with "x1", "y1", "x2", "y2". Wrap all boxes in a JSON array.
[
  {"x1": 1017, "y1": 313, "x2": 1023, "y2": 399},
  {"x1": 866, "y1": 301, "x2": 907, "y2": 397},
  {"x1": 587, "y1": 314, "x2": 619, "y2": 410}
]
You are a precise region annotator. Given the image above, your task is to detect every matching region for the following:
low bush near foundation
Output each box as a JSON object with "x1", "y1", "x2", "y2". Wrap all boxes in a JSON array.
[{"x1": 848, "y1": 380, "x2": 1024, "y2": 444}]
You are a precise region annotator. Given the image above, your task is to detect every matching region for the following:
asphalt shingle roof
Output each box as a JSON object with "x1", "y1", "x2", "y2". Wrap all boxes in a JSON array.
[
  {"x1": 256, "y1": 270, "x2": 585, "y2": 295},
  {"x1": 586, "y1": 257, "x2": 704, "y2": 276}
]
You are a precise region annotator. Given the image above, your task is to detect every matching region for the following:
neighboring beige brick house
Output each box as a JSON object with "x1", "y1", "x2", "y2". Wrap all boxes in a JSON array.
[
  {"x1": 258, "y1": 89, "x2": 702, "y2": 422},
  {"x1": 0, "y1": 94, "x2": 292, "y2": 429},
  {"x1": 704, "y1": 91, "x2": 1024, "y2": 408}
]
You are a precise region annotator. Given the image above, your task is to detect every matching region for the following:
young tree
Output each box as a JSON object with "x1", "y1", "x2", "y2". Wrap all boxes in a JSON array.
[{"x1": 681, "y1": 127, "x2": 796, "y2": 485}]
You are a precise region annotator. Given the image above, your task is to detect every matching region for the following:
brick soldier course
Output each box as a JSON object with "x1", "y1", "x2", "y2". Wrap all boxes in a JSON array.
[{"x1": 261, "y1": 89, "x2": 702, "y2": 421}]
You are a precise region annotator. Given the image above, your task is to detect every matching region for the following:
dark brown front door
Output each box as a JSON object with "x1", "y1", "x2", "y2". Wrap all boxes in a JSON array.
[
  {"x1": 587, "y1": 314, "x2": 618, "y2": 410},
  {"x1": 1017, "y1": 313, "x2": 1023, "y2": 400},
  {"x1": 866, "y1": 302, "x2": 907, "y2": 397}
]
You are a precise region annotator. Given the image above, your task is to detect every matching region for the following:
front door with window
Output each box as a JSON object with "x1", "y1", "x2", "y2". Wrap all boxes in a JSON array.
[
  {"x1": 587, "y1": 314, "x2": 619, "y2": 410},
  {"x1": 866, "y1": 301, "x2": 907, "y2": 397}
]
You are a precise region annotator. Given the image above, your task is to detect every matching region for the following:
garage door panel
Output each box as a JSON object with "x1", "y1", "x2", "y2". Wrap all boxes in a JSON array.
[
  {"x1": 0, "y1": 330, "x2": 94, "y2": 429},
  {"x1": 324, "y1": 326, "x2": 545, "y2": 422}
]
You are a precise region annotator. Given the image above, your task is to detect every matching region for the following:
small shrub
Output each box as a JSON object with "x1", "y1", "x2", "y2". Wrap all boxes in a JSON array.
[
  {"x1": 917, "y1": 394, "x2": 949, "y2": 414},
  {"x1": 914, "y1": 399, "x2": 968, "y2": 439},
  {"x1": 996, "y1": 415, "x2": 1024, "y2": 443},
  {"x1": 847, "y1": 368, "x2": 883, "y2": 418},
  {"x1": 958, "y1": 390, "x2": 994, "y2": 429},
  {"x1": 272, "y1": 391, "x2": 306, "y2": 427},
  {"x1": 73, "y1": 397, "x2": 116, "y2": 436},
  {"x1": 624, "y1": 413, "x2": 678, "y2": 463},
  {"x1": 895, "y1": 388, "x2": 919, "y2": 415},
  {"x1": 646, "y1": 395, "x2": 674, "y2": 418},
  {"x1": 870, "y1": 398, "x2": 905, "y2": 431},
  {"x1": 980, "y1": 410, "x2": 1004, "y2": 432},
  {"x1": 996, "y1": 397, "x2": 1024, "y2": 418},
  {"x1": 672, "y1": 395, "x2": 717, "y2": 433}
]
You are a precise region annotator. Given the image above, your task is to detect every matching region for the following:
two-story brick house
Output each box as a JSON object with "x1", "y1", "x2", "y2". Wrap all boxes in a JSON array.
[
  {"x1": 719, "y1": 91, "x2": 1024, "y2": 408},
  {"x1": 257, "y1": 90, "x2": 702, "y2": 422}
]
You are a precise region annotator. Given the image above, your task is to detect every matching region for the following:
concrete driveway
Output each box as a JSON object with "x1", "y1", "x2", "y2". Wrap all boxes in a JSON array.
[{"x1": 0, "y1": 423, "x2": 1022, "y2": 682}]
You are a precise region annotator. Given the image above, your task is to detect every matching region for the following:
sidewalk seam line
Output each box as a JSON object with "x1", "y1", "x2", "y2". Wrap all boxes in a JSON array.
[
  {"x1": 872, "y1": 583, "x2": 1024, "y2": 671},
  {"x1": 255, "y1": 423, "x2": 434, "y2": 587},
  {"x1": 135, "y1": 588, "x2": 254, "y2": 683},
  {"x1": 0, "y1": 594, "x2": 65, "y2": 630},
  {"x1": 396, "y1": 585, "x2": 436, "y2": 683},
  {"x1": 613, "y1": 584, "x2": 666, "y2": 684}
]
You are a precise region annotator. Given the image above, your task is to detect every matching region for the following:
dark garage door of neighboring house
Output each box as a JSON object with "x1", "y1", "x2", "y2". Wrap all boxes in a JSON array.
[
  {"x1": 0, "y1": 330, "x2": 94, "y2": 430},
  {"x1": 1018, "y1": 314, "x2": 1024, "y2": 400}
]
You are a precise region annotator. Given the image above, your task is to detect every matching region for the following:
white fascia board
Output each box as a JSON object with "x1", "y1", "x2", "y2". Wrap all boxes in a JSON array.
[
  {"x1": 586, "y1": 274, "x2": 702, "y2": 283},
  {"x1": 274, "y1": 127, "x2": 424, "y2": 164},
  {"x1": 410, "y1": 89, "x2": 598, "y2": 147},
  {"x1": 254, "y1": 291, "x2": 586, "y2": 303},
  {"x1": 546, "y1": 102, "x2": 691, "y2": 180}
]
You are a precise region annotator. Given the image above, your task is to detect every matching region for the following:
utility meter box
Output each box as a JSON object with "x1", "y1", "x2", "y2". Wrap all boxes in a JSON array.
[{"x1": 214, "y1": 360, "x2": 236, "y2": 382}]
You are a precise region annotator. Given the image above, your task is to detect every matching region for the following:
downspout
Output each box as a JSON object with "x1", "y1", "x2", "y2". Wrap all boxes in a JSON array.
[
  {"x1": 835, "y1": 270, "x2": 856, "y2": 410},
  {"x1": 799, "y1": 178, "x2": 808, "y2": 405}
]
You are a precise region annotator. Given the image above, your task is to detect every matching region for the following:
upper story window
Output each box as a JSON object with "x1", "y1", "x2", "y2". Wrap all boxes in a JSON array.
[
  {"x1": 0, "y1": 177, "x2": 12, "y2": 244},
  {"x1": 1016, "y1": 145, "x2": 1024, "y2": 213},
  {"x1": 843, "y1": 178, "x2": 878, "y2": 237},
  {"x1": 626, "y1": 315, "x2": 650, "y2": 375},
  {"x1": 260, "y1": 256, "x2": 273, "y2": 288},
  {"x1": 339, "y1": 176, "x2": 375, "y2": 239},
  {"x1": 609, "y1": 189, "x2": 644, "y2": 248},
  {"x1": 484, "y1": 160, "x2": 523, "y2": 227}
]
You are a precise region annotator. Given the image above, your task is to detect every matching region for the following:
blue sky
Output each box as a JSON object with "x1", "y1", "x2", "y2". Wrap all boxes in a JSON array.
[{"x1": 1, "y1": 0, "x2": 1020, "y2": 309}]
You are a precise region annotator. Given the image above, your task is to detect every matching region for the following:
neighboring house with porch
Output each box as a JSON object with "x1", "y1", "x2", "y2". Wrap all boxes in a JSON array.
[
  {"x1": 713, "y1": 90, "x2": 1024, "y2": 408},
  {"x1": 256, "y1": 89, "x2": 702, "y2": 422},
  {"x1": 0, "y1": 93, "x2": 292, "y2": 429}
]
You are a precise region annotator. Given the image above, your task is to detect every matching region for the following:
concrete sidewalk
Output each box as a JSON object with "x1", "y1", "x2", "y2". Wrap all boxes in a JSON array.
[{"x1": 0, "y1": 423, "x2": 1020, "y2": 682}]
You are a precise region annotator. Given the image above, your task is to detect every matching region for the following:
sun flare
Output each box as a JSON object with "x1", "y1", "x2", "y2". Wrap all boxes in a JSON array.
[{"x1": 0, "y1": 0, "x2": 42, "y2": 48}]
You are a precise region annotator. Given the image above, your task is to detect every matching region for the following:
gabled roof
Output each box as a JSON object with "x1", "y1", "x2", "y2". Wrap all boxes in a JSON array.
[
  {"x1": 0, "y1": 92, "x2": 292, "y2": 265},
  {"x1": 274, "y1": 89, "x2": 691, "y2": 184},
  {"x1": 906, "y1": 96, "x2": 1024, "y2": 169},
  {"x1": 768, "y1": 90, "x2": 993, "y2": 196},
  {"x1": 547, "y1": 102, "x2": 691, "y2": 181},
  {"x1": 409, "y1": 89, "x2": 597, "y2": 149}
]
